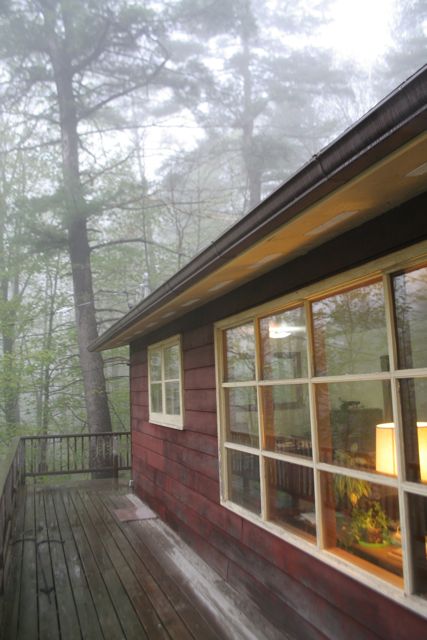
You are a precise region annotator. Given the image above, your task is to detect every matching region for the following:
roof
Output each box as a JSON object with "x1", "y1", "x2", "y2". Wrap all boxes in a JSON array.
[{"x1": 91, "y1": 65, "x2": 427, "y2": 352}]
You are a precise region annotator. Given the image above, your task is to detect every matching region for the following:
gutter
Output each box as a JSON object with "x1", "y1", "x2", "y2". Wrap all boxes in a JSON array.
[{"x1": 90, "y1": 64, "x2": 427, "y2": 352}]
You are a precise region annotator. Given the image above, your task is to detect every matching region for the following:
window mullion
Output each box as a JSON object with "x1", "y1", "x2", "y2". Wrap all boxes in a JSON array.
[
  {"x1": 305, "y1": 299, "x2": 323, "y2": 549},
  {"x1": 255, "y1": 317, "x2": 267, "y2": 521},
  {"x1": 384, "y1": 273, "x2": 414, "y2": 595}
]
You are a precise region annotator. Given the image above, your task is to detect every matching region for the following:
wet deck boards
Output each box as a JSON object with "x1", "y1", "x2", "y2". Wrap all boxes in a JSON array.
[
  {"x1": 1, "y1": 481, "x2": 224, "y2": 640},
  {"x1": 1, "y1": 480, "x2": 285, "y2": 640}
]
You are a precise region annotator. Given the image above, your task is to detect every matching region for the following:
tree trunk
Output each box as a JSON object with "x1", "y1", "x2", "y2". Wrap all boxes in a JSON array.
[{"x1": 46, "y1": 9, "x2": 112, "y2": 436}]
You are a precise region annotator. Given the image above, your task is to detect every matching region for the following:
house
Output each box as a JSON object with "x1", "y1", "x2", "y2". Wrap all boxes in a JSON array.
[{"x1": 91, "y1": 66, "x2": 427, "y2": 639}]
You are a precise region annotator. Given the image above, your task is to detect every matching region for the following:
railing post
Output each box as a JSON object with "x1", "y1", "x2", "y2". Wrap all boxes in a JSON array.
[{"x1": 113, "y1": 435, "x2": 118, "y2": 479}]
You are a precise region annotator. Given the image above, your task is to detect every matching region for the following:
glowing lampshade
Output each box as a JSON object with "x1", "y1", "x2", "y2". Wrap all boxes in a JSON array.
[
  {"x1": 376, "y1": 423, "x2": 397, "y2": 475},
  {"x1": 417, "y1": 422, "x2": 427, "y2": 482},
  {"x1": 376, "y1": 421, "x2": 427, "y2": 481}
]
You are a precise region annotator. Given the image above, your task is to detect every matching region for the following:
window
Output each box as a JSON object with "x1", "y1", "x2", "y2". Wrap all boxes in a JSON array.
[
  {"x1": 215, "y1": 244, "x2": 427, "y2": 607},
  {"x1": 148, "y1": 335, "x2": 183, "y2": 429}
]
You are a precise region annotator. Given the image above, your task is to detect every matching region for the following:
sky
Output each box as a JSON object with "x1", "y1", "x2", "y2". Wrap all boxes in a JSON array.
[{"x1": 322, "y1": 0, "x2": 396, "y2": 69}]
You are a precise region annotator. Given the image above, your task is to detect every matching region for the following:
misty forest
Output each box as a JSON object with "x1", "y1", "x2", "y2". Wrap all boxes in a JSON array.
[{"x1": 0, "y1": 0, "x2": 425, "y2": 453}]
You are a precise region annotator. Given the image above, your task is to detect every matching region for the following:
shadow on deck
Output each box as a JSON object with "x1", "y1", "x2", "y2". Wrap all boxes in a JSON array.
[{"x1": 1, "y1": 479, "x2": 285, "y2": 640}]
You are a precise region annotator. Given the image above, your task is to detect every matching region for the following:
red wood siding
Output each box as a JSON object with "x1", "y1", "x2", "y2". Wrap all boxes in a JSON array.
[{"x1": 130, "y1": 323, "x2": 427, "y2": 640}]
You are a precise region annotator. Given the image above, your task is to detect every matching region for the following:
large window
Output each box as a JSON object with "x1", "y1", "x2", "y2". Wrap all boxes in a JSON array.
[
  {"x1": 216, "y1": 247, "x2": 427, "y2": 606},
  {"x1": 148, "y1": 335, "x2": 183, "y2": 429}
]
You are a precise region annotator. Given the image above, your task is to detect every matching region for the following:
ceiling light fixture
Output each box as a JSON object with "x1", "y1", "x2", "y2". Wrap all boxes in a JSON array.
[
  {"x1": 208, "y1": 280, "x2": 233, "y2": 292},
  {"x1": 305, "y1": 210, "x2": 359, "y2": 237},
  {"x1": 406, "y1": 161, "x2": 427, "y2": 177},
  {"x1": 247, "y1": 253, "x2": 282, "y2": 269},
  {"x1": 181, "y1": 298, "x2": 201, "y2": 307}
]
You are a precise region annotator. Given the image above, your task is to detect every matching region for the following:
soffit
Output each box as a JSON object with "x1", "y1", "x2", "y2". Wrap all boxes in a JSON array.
[{"x1": 104, "y1": 130, "x2": 427, "y2": 349}]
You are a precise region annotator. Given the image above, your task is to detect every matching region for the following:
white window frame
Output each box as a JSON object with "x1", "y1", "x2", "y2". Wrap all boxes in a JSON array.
[
  {"x1": 148, "y1": 334, "x2": 184, "y2": 429},
  {"x1": 214, "y1": 239, "x2": 427, "y2": 617}
]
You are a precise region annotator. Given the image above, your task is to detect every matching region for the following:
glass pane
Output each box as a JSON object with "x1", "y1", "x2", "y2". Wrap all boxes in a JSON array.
[
  {"x1": 165, "y1": 381, "x2": 180, "y2": 416},
  {"x1": 262, "y1": 385, "x2": 311, "y2": 457},
  {"x1": 149, "y1": 350, "x2": 162, "y2": 382},
  {"x1": 400, "y1": 378, "x2": 427, "y2": 484},
  {"x1": 407, "y1": 494, "x2": 427, "y2": 598},
  {"x1": 225, "y1": 387, "x2": 259, "y2": 447},
  {"x1": 316, "y1": 380, "x2": 395, "y2": 474},
  {"x1": 224, "y1": 323, "x2": 256, "y2": 382},
  {"x1": 227, "y1": 450, "x2": 260, "y2": 514},
  {"x1": 312, "y1": 281, "x2": 388, "y2": 376},
  {"x1": 260, "y1": 307, "x2": 307, "y2": 380},
  {"x1": 164, "y1": 344, "x2": 180, "y2": 379},
  {"x1": 150, "y1": 383, "x2": 162, "y2": 413},
  {"x1": 393, "y1": 266, "x2": 427, "y2": 369},
  {"x1": 321, "y1": 473, "x2": 402, "y2": 582},
  {"x1": 266, "y1": 459, "x2": 316, "y2": 540}
]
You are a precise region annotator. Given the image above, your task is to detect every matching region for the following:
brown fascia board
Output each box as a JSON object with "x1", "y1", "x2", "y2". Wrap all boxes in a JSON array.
[{"x1": 90, "y1": 64, "x2": 427, "y2": 352}]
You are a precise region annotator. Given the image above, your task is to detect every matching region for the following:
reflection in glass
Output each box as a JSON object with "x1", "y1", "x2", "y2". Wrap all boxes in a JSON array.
[
  {"x1": 266, "y1": 459, "x2": 316, "y2": 540},
  {"x1": 149, "y1": 350, "x2": 162, "y2": 381},
  {"x1": 400, "y1": 378, "x2": 427, "y2": 484},
  {"x1": 262, "y1": 385, "x2": 311, "y2": 456},
  {"x1": 227, "y1": 450, "x2": 260, "y2": 514},
  {"x1": 407, "y1": 494, "x2": 427, "y2": 597},
  {"x1": 312, "y1": 281, "x2": 388, "y2": 376},
  {"x1": 164, "y1": 344, "x2": 180, "y2": 379},
  {"x1": 316, "y1": 380, "x2": 394, "y2": 474},
  {"x1": 150, "y1": 383, "x2": 162, "y2": 413},
  {"x1": 224, "y1": 323, "x2": 256, "y2": 382},
  {"x1": 225, "y1": 387, "x2": 259, "y2": 447},
  {"x1": 260, "y1": 307, "x2": 307, "y2": 380},
  {"x1": 165, "y1": 381, "x2": 180, "y2": 415},
  {"x1": 321, "y1": 473, "x2": 402, "y2": 581},
  {"x1": 393, "y1": 266, "x2": 427, "y2": 369}
]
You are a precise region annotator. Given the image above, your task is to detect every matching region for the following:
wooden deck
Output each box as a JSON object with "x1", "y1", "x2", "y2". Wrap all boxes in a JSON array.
[{"x1": 0, "y1": 480, "x2": 285, "y2": 640}]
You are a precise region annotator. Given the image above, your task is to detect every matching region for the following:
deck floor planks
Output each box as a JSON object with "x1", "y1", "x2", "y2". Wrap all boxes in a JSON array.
[
  {"x1": 17, "y1": 485, "x2": 38, "y2": 640},
  {"x1": 3, "y1": 480, "x2": 280, "y2": 640},
  {"x1": 51, "y1": 488, "x2": 103, "y2": 640},
  {"x1": 69, "y1": 489, "x2": 152, "y2": 640},
  {"x1": 87, "y1": 489, "x2": 201, "y2": 640},
  {"x1": 76, "y1": 489, "x2": 173, "y2": 640},
  {"x1": 35, "y1": 487, "x2": 60, "y2": 640},
  {"x1": 43, "y1": 490, "x2": 82, "y2": 640},
  {"x1": 59, "y1": 488, "x2": 126, "y2": 640},
  {"x1": 103, "y1": 492, "x2": 221, "y2": 640}
]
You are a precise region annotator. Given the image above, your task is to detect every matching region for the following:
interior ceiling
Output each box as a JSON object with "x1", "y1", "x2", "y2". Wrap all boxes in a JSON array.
[{"x1": 108, "y1": 131, "x2": 427, "y2": 349}]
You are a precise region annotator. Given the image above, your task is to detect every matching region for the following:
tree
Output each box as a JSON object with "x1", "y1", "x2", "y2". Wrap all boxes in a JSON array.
[
  {"x1": 192, "y1": 0, "x2": 352, "y2": 211},
  {"x1": 0, "y1": 0, "x2": 203, "y2": 434}
]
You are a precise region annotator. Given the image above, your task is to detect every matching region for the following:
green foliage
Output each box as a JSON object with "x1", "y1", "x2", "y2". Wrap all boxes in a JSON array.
[{"x1": 350, "y1": 502, "x2": 391, "y2": 545}]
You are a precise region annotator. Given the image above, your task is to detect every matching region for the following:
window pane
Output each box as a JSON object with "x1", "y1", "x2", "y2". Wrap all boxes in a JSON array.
[
  {"x1": 262, "y1": 385, "x2": 311, "y2": 457},
  {"x1": 225, "y1": 387, "x2": 259, "y2": 447},
  {"x1": 393, "y1": 266, "x2": 427, "y2": 369},
  {"x1": 266, "y1": 459, "x2": 316, "y2": 540},
  {"x1": 260, "y1": 307, "x2": 307, "y2": 380},
  {"x1": 164, "y1": 344, "x2": 180, "y2": 379},
  {"x1": 150, "y1": 383, "x2": 162, "y2": 413},
  {"x1": 321, "y1": 473, "x2": 402, "y2": 582},
  {"x1": 316, "y1": 381, "x2": 395, "y2": 474},
  {"x1": 165, "y1": 381, "x2": 180, "y2": 416},
  {"x1": 224, "y1": 323, "x2": 256, "y2": 382},
  {"x1": 400, "y1": 378, "x2": 427, "y2": 484},
  {"x1": 149, "y1": 350, "x2": 162, "y2": 381},
  {"x1": 312, "y1": 281, "x2": 388, "y2": 376},
  {"x1": 227, "y1": 450, "x2": 260, "y2": 514},
  {"x1": 407, "y1": 494, "x2": 427, "y2": 598}
]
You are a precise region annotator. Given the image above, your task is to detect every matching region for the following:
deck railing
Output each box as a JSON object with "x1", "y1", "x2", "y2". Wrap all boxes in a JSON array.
[
  {"x1": 0, "y1": 431, "x2": 131, "y2": 595},
  {"x1": 22, "y1": 432, "x2": 131, "y2": 477},
  {"x1": 0, "y1": 438, "x2": 25, "y2": 597}
]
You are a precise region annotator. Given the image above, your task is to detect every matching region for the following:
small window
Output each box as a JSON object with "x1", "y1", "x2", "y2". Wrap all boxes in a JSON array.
[{"x1": 148, "y1": 335, "x2": 183, "y2": 429}]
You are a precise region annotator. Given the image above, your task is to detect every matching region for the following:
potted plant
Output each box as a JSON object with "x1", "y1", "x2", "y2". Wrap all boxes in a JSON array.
[{"x1": 349, "y1": 500, "x2": 391, "y2": 547}]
